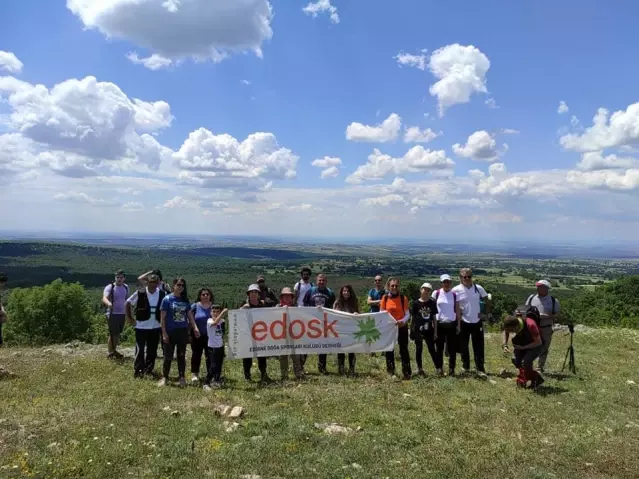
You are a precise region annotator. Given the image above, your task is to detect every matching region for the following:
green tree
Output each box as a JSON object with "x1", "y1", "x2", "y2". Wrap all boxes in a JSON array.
[{"x1": 5, "y1": 279, "x2": 94, "y2": 345}]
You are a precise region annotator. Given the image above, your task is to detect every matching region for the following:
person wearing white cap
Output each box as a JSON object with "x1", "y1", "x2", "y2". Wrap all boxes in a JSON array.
[
  {"x1": 431, "y1": 274, "x2": 461, "y2": 376},
  {"x1": 240, "y1": 284, "x2": 271, "y2": 382},
  {"x1": 523, "y1": 280, "x2": 560, "y2": 373},
  {"x1": 410, "y1": 283, "x2": 438, "y2": 376},
  {"x1": 452, "y1": 268, "x2": 492, "y2": 376}
]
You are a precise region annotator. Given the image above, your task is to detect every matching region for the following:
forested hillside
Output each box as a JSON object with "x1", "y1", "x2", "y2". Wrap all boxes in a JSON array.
[{"x1": 1, "y1": 240, "x2": 637, "y2": 345}]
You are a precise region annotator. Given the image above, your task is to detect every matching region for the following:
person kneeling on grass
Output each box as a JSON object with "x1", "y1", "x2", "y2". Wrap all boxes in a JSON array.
[
  {"x1": 203, "y1": 304, "x2": 228, "y2": 391},
  {"x1": 158, "y1": 278, "x2": 200, "y2": 388},
  {"x1": 277, "y1": 288, "x2": 304, "y2": 381},
  {"x1": 503, "y1": 306, "x2": 545, "y2": 389}
]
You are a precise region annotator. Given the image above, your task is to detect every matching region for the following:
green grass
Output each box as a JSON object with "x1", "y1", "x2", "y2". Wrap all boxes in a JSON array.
[{"x1": 1, "y1": 330, "x2": 639, "y2": 478}]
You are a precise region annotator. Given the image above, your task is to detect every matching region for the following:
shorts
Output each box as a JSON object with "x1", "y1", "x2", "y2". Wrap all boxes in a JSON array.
[{"x1": 107, "y1": 314, "x2": 126, "y2": 338}]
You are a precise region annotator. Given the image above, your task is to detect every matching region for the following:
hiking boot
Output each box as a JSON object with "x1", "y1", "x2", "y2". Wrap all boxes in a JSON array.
[
  {"x1": 477, "y1": 371, "x2": 488, "y2": 380},
  {"x1": 178, "y1": 377, "x2": 186, "y2": 388},
  {"x1": 211, "y1": 381, "x2": 222, "y2": 389},
  {"x1": 348, "y1": 367, "x2": 356, "y2": 377},
  {"x1": 157, "y1": 378, "x2": 167, "y2": 387},
  {"x1": 203, "y1": 384, "x2": 212, "y2": 392},
  {"x1": 417, "y1": 369, "x2": 426, "y2": 377},
  {"x1": 338, "y1": 365, "x2": 346, "y2": 376},
  {"x1": 107, "y1": 352, "x2": 115, "y2": 360},
  {"x1": 403, "y1": 373, "x2": 412, "y2": 381},
  {"x1": 191, "y1": 375, "x2": 199, "y2": 384},
  {"x1": 113, "y1": 351, "x2": 124, "y2": 360}
]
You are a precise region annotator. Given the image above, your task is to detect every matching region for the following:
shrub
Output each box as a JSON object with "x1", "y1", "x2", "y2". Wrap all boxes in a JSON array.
[{"x1": 4, "y1": 279, "x2": 93, "y2": 345}]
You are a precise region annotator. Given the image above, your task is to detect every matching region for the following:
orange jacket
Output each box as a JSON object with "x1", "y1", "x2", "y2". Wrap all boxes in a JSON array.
[{"x1": 381, "y1": 294, "x2": 409, "y2": 323}]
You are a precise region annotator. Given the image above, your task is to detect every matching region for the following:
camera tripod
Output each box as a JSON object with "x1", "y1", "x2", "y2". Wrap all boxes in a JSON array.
[{"x1": 561, "y1": 327, "x2": 576, "y2": 374}]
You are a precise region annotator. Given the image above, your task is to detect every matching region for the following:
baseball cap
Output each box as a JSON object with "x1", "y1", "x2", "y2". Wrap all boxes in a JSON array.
[
  {"x1": 280, "y1": 287, "x2": 294, "y2": 297},
  {"x1": 247, "y1": 284, "x2": 261, "y2": 293},
  {"x1": 536, "y1": 279, "x2": 551, "y2": 289},
  {"x1": 440, "y1": 274, "x2": 452, "y2": 282},
  {"x1": 421, "y1": 282, "x2": 433, "y2": 290}
]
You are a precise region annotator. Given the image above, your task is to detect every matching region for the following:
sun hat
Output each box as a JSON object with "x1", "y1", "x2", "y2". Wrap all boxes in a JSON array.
[
  {"x1": 247, "y1": 284, "x2": 261, "y2": 293},
  {"x1": 280, "y1": 287, "x2": 295, "y2": 297},
  {"x1": 421, "y1": 282, "x2": 433, "y2": 290},
  {"x1": 440, "y1": 274, "x2": 452, "y2": 282}
]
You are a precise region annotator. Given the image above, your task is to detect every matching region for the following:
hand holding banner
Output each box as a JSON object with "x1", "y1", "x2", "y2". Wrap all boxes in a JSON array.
[{"x1": 227, "y1": 307, "x2": 398, "y2": 359}]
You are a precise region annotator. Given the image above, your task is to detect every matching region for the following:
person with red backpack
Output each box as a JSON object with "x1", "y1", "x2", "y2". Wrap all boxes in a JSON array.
[
  {"x1": 503, "y1": 306, "x2": 545, "y2": 388},
  {"x1": 431, "y1": 274, "x2": 461, "y2": 376},
  {"x1": 380, "y1": 277, "x2": 411, "y2": 380}
]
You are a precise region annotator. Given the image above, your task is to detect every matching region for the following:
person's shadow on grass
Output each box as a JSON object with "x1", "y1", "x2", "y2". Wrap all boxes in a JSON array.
[{"x1": 533, "y1": 385, "x2": 570, "y2": 396}]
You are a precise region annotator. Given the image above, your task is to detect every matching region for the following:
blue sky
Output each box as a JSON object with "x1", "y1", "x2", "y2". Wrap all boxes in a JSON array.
[{"x1": 1, "y1": 0, "x2": 639, "y2": 241}]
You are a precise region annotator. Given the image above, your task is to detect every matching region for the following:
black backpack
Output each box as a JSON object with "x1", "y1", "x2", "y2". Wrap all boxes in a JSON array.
[{"x1": 526, "y1": 294, "x2": 556, "y2": 314}]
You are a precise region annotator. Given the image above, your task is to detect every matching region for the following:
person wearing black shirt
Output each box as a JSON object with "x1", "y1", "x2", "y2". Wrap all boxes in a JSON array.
[
  {"x1": 302, "y1": 274, "x2": 336, "y2": 374},
  {"x1": 241, "y1": 284, "x2": 271, "y2": 382},
  {"x1": 411, "y1": 283, "x2": 438, "y2": 376},
  {"x1": 256, "y1": 275, "x2": 278, "y2": 307}
]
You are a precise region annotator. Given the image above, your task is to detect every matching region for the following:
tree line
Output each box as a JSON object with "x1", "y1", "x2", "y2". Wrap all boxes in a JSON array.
[{"x1": 2, "y1": 276, "x2": 638, "y2": 346}]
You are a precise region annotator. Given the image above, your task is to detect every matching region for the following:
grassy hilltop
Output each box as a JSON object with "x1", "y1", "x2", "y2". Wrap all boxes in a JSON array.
[{"x1": 1, "y1": 329, "x2": 639, "y2": 478}]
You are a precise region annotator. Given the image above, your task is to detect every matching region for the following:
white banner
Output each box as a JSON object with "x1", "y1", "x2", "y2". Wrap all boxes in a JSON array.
[{"x1": 227, "y1": 307, "x2": 398, "y2": 359}]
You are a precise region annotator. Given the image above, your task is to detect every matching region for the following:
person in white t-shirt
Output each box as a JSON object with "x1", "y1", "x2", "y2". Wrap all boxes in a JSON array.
[
  {"x1": 293, "y1": 267, "x2": 314, "y2": 307},
  {"x1": 432, "y1": 274, "x2": 461, "y2": 376},
  {"x1": 203, "y1": 304, "x2": 228, "y2": 391},
  {"x1": 452, "y1": 268, "x2": 492, "y2": 375},
  {"x1": 125, "y1": 274, "x2": 166, "y2": 378}
]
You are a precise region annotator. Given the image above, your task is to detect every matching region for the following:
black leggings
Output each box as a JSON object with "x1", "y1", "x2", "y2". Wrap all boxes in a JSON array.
[
  {"x1": 134, "y1": 328, "x2": 160, "y2": 376},
  {"x1": 434, "y1": 322, "x2": 458, "y2": 371},
  {"x1": 243, "y1": 357, "x2": 267, "y2": 379},
  {"x1": 337, "y1": 353, "x2": 356, "y2": 370},
  {"x1": 414, "y1": 328, "x2": 438, "y2": 371},
  {"x1": 190, "y1": 333, "x2": 209, "y2": 376},
  {"x1": 460, "y1": 321, "x2": 485, "y2": 372},
  {"x1": 205, "y1": 346, "x2": 225, "y2": 384},
  {"x1": 163, "y1": 328, "x2": 188, "y2": 379},
  {"x1": 386, "y1": 325, "x2": 411, "y2": 376}
]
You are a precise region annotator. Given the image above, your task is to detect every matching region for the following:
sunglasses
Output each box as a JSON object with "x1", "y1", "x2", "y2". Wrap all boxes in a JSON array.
[
  {"x1": 201, "y1": 292, "x2": 210, "y2": 296},
  {"x1": 375, "y1": 279, "x2": 382, "y2": 282},
  {"x1": 389, "y1": 284, "x2": 399, "y2": 288},
  {"x1": 176, "y1": 283, "x2": 185, "y2": 288},
  {"x1": 462, "y1": 276, "x2": 472, "y2": 279}
]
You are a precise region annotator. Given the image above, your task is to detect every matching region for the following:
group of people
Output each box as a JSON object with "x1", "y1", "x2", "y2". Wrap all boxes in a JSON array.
[{"x1": 102, "y1": 266, "x2": 561, "y2": 391}]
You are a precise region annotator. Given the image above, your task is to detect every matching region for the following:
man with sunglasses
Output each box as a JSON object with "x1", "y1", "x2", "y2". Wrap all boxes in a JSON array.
[
  {"x1": 452, "y1": 268, "x2": 491, "y2": 376},
  {"x1": 367, "y1": 275, "x2": 386, "y2": 313}
]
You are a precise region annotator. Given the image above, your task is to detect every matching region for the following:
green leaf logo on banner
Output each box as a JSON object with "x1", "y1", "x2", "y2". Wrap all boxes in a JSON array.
[{"x1": 354, "y1": 316, "x2": 381, "y2": 344}]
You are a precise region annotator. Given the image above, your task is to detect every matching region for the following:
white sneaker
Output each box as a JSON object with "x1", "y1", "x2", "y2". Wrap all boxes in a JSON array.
[
  {"x1": 157, "y1": 378, "x2": 167, "y2": 387},
  {"x1": 202, "y1": 384, "x2": 212, "y2": 392},
  {"x1": 191, "y1": 375, "x2": 199, "y2": 384}
]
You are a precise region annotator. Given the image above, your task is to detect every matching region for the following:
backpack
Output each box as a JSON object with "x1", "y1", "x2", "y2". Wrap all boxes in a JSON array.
[
  {"x1": 382, "y1": 294, "x2": 406, "y2": 314},
  {"x1": 526, "y1": 294, "x2": 556, "y2": 315},
  {"x1": 294, "y1": 281, "x2": 314, "y2": 293},
  {"x1": 106, "y1": 282, "x2": 129, "y2": 312}
]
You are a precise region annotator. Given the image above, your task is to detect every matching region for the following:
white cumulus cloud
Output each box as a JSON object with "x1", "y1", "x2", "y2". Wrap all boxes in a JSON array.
[
  {"x1": 174, "y1": 128, "x2": 298, "y2": 190},
  {"x1": 428, "y1": 44, "x2": 490, "y2": 116},
  {"x1": 53, "y1": 191, "x2": 116, "y2": 207},
  {"x1": 346, "y1": 113, "x2": 401, "y2": 143},
  {"x1": 312, "y1": 156, "x2": 342, "y2": 179},
  {"x1": 126, "y1": 52, "x2": 174, "y2": 71},
  {"x1": 302, "y1": 0, "x2": 339, "y2": 24},
  {"x1": 404, "y1": 126, "x2": 441, "y2": 143},
  {"x1": 453, "y1": 130, "x2": 504, "y2": 162},
  {"x1": 558, "y1": 101, "x2": 569, "y2": 114},
  {"x1": 560, "y1": 103, "x2": 639, "y2": 152},
  {"x1": 576, "y1": 151, "x2": 639, "y2": 171},
  {"x1": 346, "y1": 146, "x2": 454, "y2": 184},
  {"x1": 0, "y1": 74, "x2": 174, "y2": 172},
  {"x1": 67, "y1": 0, "x2": 274, "y2": 67},
  {"x1": 0, "y1": 51, "x2": 23, "y2": 74},
  {"x1": 394, "y1": 50, "x2": 427, "y2": 71}
]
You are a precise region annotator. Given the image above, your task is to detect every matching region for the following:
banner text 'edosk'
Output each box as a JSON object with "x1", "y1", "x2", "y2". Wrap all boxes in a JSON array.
[{"x1": 227, "y1": 307, "x2": 398, "y2": 359}]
